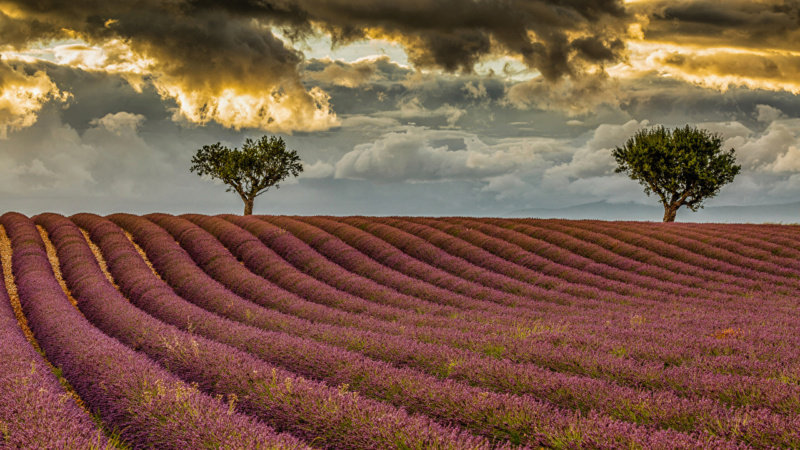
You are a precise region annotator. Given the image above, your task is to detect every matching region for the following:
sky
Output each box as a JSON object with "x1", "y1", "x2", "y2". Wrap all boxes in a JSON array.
[{"x1": 1, "y1": 0, "x2": 800, "y2": 219}]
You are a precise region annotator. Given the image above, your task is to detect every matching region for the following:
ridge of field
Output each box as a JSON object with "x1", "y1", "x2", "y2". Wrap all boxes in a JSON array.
[{"x1": 1, "y1": 213, "x2": 799, "y2": 449}]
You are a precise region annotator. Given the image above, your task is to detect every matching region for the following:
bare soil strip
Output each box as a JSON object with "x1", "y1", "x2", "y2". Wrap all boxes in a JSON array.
[{"x1": 0, "y1": 225, "x2": 40, "y2": 352}]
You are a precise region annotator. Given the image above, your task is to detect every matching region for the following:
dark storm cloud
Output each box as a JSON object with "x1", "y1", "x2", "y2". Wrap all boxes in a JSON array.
[
  {"x1": 0, "y1": 0, "x2": 631, "y2": 82},
  {"x1": 0, "y1": 0, "x2": 338, "y2": 131},
  {"x1": 298, "y1": 0, "x2": 629, "y2": 78},
  {"x1": 636, "y1": 0, "x2": 800, "y2": 50}
]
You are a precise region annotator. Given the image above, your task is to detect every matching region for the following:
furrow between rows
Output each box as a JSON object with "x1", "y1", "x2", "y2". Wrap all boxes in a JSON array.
[{"x1": 2, "y1": 212, "x2": 302, "y2": 449}]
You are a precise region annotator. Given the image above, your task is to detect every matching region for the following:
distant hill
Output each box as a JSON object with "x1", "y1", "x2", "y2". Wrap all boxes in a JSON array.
[{"x1": 510, "y1": 200, "x2": 800, "y2": 223}]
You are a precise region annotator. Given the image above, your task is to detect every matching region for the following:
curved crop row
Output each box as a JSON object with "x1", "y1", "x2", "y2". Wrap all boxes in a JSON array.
[
  {"x1": 405, "y1": 216, "x2": 682, "y2": 301},
  {"x1": 677, "y1": 223, "x2": 800, "y2": 263},
  {"x1": 505, "y1": 219, "x2": 764, "y2": 291},
  {"x1": 293, "y1": 215, "x2": 592, "y2": 310},
  {"x1": 105, "y1": 212, "x2": 746, "y2": 449},
  {"x1": 0, "y1": 212, "x2": 300, "y2": 449},
  {"x1": 612, "y1": 221, "x2": 800, "y2": 280},
  {"x1": 6, "y1": 212, "x2": 798, "y2": 449},
  {"x1": 349, "y1": 217, "x2": 647, "y2": 306},
  {"x1": 51, "y1": 213, "x2": 499, "y2": 450},
  {"x1": 130, "y1": 215, "x2": 800, "y2": 447},
  {"x1": 697, "y1": 224, "x2": 800, "y2": 260},
  {"x1": 432, "y1": 218, "x2": 800, "y2": 330},
  {"x1": 223, "y1": 214, "x2": 556, "y2": 332},
  {"x1": 433, "y1": 216, "x2": 723, "y2": 298},
  {"x1": 0, "y1": 226, "x2": 109, "y2": 449},
  {"x1": 544, "y1": 219, "x2": 797, "y2": 290},
  {"x1": 260, "y1": 215, "x2": 566, "y2": 319},
  {"x1": 168, "y1": 214, "x2": 800, "y2": 407},
  {"x1": 270, "y1": 216, "x2": 800, "y2": 377}
]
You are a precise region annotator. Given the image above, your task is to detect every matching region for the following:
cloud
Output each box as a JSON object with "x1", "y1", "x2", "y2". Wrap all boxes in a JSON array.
[
  {"x1": 635, "y1": 1, "x2": 800, "y2": 52},
  {"x1": 543, "y1": 119, "x2": 647, "y2": 186},
  {"x1": 302, "y1": 160, "x2": 336, "y2": 178},
  {"x1": 755, "y1": 104, "x2": 784, "y2": 123},
  {"x1": 304, "y1": 0, "x2": 630, "y2": 78},
  {"x1": 304, "y1": 56, "x2": 392, "y2": 88},
  {"x1": 0, "y1": 59, "x2": 66, "y2": 138},
  {"x1": 334, "y1": 126, "x2": 557, "y2": 182},
  {"x1": 0, "y1": 1, "x2": 339, "y2": 133},
  {"x1": 613, "y1": 2, "x2": 800, "y2": 95},
  {"x1": 0, "y1": 0, "x2": 632, "y2": 122},
  {"x1": 505, "y1": 72, "x2": 620, "y2": 115},
  {"x1": 647, "y1": 49, "x2": 800, "y2": 94},
  {"x1": 0, "y1": 109, "x2": 174, "y2": 198},
  {"x1": 377, "y1": 97, "x2": 467, "y2": 129},
  {"x1": 480, "y1": 174, "x2": 529, "y2": 200},
  {"x1": 89, "y1": 111, "x2": 145, "y2": 136},
  {"x1": 463, "y1": 81, "x2": 488, "y2": 101}
]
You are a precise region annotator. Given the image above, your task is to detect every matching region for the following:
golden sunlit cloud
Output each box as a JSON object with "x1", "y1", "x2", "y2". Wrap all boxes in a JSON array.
[
  {"x1": 160, "y1": 82, "x2": 338, "y2": 133},
  {"x1": 0, "y1": 59, "x2": 67, "y2": 138},
  {"x1": 41, "y1": 39, "x2": 340, "y2": 133},
  {"x1": 617, "y1": 41, "x2": 800, "y2": 94}
]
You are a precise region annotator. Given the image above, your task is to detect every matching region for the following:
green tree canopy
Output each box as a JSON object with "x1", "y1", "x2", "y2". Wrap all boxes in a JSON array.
[
  {"x1": 190, "y1": 135, "x2": 303, "y2": 215},
  {"x1": 612, "y1": 125, "x2": 741, "y2": 222}
]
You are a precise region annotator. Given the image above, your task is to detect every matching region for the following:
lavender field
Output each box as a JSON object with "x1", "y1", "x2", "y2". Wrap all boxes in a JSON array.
[{"x1": 1, "y1": 213, "x2": 799, "y2": 449}]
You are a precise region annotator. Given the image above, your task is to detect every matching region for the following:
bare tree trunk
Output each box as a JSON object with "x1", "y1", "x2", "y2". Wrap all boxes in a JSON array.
[
  {"x1": 662, "y1": 203, "x2": 679, "y2": 222},
  {"x1": 243, "y1": 197, "x2": 254, "y2": 215}
]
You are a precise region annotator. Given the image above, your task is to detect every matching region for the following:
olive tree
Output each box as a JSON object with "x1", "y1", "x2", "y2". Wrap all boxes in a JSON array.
[
  {"x1": 612, "y1": 125, "x2": 740, "y2": 222},
  {"x1": 190, "y1": 135, "x2": 303, "y2": 215}
]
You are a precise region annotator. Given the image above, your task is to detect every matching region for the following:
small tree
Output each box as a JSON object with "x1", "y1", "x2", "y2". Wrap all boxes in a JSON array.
[
  {"x1": 613, "y1": 125, "x2": 741, "y2": 222},
  {"x1": 191, "y1": 135, "x2": 303, "y2": 215}
]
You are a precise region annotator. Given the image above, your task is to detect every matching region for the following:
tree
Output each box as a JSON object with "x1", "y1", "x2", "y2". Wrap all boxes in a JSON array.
[
  {"x1": 612, "y1": 125, "x2": 741, "y2": 222},
  {"x1": 191, "y1": 135, "x2": 303, "y2": 215}
]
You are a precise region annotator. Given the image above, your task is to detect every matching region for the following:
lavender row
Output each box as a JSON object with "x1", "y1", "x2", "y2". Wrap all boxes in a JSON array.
[
  {"x1": 356, "y1": 216, "x2": 655, "y2": 307},
  {"x1": 510, "y1": 219, "x2": 780, "y2": 291},
  {"x1": 539, "y1": 219, "x2": 798, "y2": 291},
  {"x1": 405, "y1": 216, "x2": 688, "y2": 301},
  {"x1": 689, "y1": 224, "x2": 800, "y2": 259},
  {"x1": 264, "y1": 217, "x2": 800, "y2": 375},
  {"x1": 221, "y1": 212, "x2": 633, "y2": 340},
  {"x1": 256, "y1": 215, "x2": 717, "y2": 351},
  {"x1": 116, "y1": 215, "x2": 800, "y2": 446},
  {"x1": 344, "y1": 217, "x2": 800, "y2": 339},
  {"x1": 196, "y1": 214, "x2": 767, "y2": 376},
  {"x1": 503, "y1": 218, "x2": 763, "y2": 291},
  {"x1": 433, "y1": 216, "x2": 725, "y2": 298},
  {"x1": 403, "y1": 217, "x2": 800, "y2": 329},
  {"x1": 380, "y1": 216, "x2": 776, "y2": 311},
  {"x1": 159, "y1": 215, "x2": 800, "y2": 399},
  {"x1": 101, "y1": 212, "x2": 735, "y2": 449},
  {"x1": 159, "y1": 213, "x2": 579, "y2": 352},
  {"x1": 612, "y1": 221, "x2": 800, "y2": 280},
  {"x1": 224, "y1": 214, "x2": 554, "y2": 332},
  {"x1": 0, "y1": 226, "x2": 109, "y2": 449},
  {"x1": 60, "y1": 213, "x2": 507, "y2": 449},
  {"x1": 219, "y1": 216, "x2": 796, "y2": 384},
  {"x1": 274, "y1": 216, "x2": 800, "y2": 371},
  {"x1": 682, "y1": 223, "x2": 800, "y2": 257},
  {"x1": 475, "y1": 218, "x2": 748, "y2": 294},
  {"x1": 429, "y1": 218, "x2": 800, "y2": 331},
  {"x1": 193, "y1": 213, "x2": 480, "y2": 329},
  {"x1": 1, "y1": 212, "x2": 302, "y2": 449},
  {"x1": 336, "y1": 216, "x2": 644, "y2": 308},
  {"x1": 495, "y1": 219, "x2": 800, "y2": 334},
  {"x1": 266, "y1": 214, "x2": 653, "y2": 306},
  {"x1": 646, "y1": 222, "x2": 800, "y2": 272},
  {"x1": 260, "y1": 215, "x2": 576, "y2": 318},
  {"x1": 292, "y1": 216, "x2": 762, "y2": 338},
  {"x1": 293, "y1": 215, "x2": 597, "y2": 310}
]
